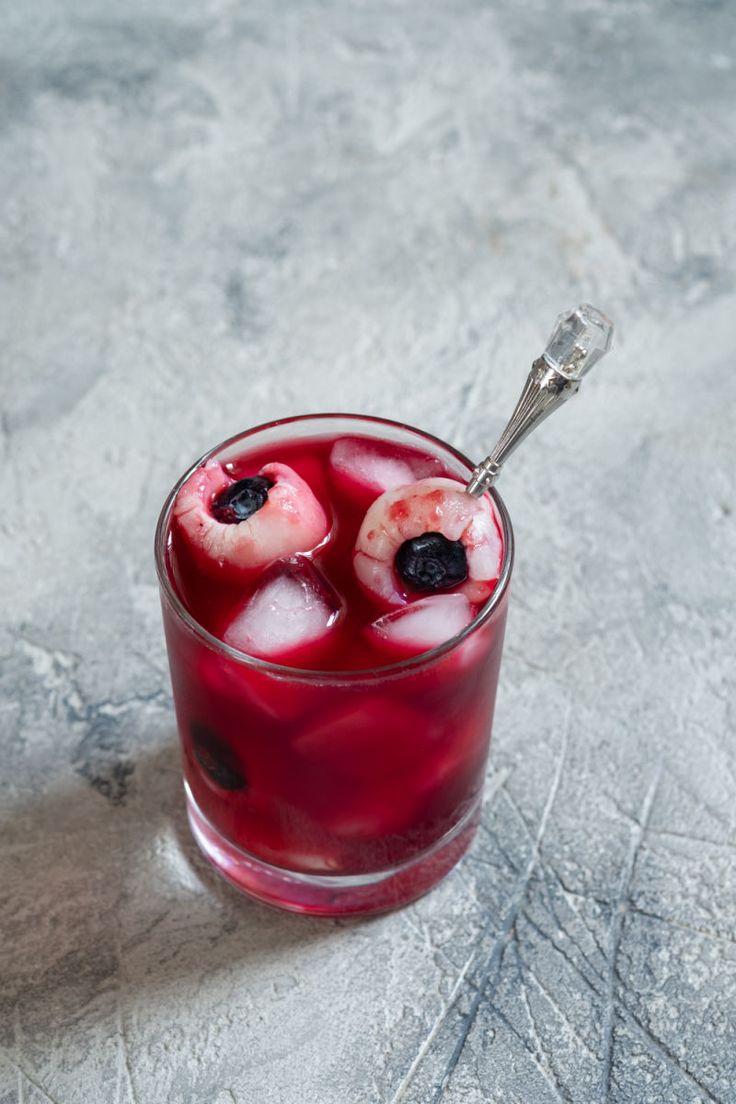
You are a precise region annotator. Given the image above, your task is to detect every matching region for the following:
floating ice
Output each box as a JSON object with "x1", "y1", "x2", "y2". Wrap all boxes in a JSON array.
[
  {"x1": 329, "y1": 437, "x2": 441, "y2": 501},
  {"x1": 366, "y1": 593, "x2": 475, "y2": 657},
  {"x1": 223, "y1": 557, "x2": 341, "y2": 659}
]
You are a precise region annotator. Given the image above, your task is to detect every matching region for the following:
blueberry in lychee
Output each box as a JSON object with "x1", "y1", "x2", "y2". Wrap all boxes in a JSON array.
[
  {"x1": 353, "y1": 477, "x2": 503, "y2": 607},
  {"x1": 190, "y1": 722, "x2": 247, "y2": 791},
  {"x1": 173, "y1": 459, "x2": 330, "y2": 578},
  {"x1": 395, "y1": 532, "x2": 468, "y2": 592},
  {"x1": 212, "y1": 476, "x2": 273, "y2": 524}
]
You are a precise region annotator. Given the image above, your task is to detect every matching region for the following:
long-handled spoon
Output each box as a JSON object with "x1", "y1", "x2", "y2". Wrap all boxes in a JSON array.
[{"x1": 466, "y1": 304, "x2": 614, "y2": 498}]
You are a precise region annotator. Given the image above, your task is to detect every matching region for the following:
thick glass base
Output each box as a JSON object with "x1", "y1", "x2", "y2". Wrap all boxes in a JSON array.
[{"x1": 186, "y1": 784, "x2": 481, "y2": 917}]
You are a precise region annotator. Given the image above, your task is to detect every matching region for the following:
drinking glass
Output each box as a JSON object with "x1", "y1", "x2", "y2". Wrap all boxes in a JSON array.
[{"x1": 155, "y1": 414, "x2": 513, "y2": 916}]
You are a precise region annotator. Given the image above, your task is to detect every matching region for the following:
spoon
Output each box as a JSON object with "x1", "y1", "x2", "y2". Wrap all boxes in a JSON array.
[{"x1": 465, "y1": 304, "x2": 614, "y2": 498}]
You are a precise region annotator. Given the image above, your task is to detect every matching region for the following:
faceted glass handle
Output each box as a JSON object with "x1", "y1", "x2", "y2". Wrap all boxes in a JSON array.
[
  {"x1": 543, "y1": 303, "x2": 614, "y2": 380},
  {"x1": 466, "y1": 304, "x2": 614, "y2": 497}
]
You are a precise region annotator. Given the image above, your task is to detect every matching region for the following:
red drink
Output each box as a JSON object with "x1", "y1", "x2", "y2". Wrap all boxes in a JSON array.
[{"x1": 156, "y1": 415, "x2": 513, "y2": 915}]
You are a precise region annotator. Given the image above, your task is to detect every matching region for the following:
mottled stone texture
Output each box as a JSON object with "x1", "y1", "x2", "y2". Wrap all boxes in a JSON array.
[{"x1": 1, "y1": 1, "x2": 735, "y2": 1101}]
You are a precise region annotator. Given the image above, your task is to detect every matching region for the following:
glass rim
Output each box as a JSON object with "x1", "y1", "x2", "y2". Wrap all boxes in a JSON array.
[{"x1": 154, "y1": 412, "x2": 514, "y2": 682}]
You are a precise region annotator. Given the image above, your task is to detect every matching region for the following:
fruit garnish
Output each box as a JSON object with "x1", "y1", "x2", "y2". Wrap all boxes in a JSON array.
[
  {"x1": 353, "y1": 477, "x2": 502, "y2": 608},
  {"x1": 395, "y1": 532, "x2": 468, "y2": 592},
  {"x1": 174, "y1": 459, "x2": 329, "y2": 578},
  {"x1": 211, "y1": 475, "x2": 273, "y2": 523},
  {"x1": 190, "y1": 722, "x2": 247, "y2": 791}
]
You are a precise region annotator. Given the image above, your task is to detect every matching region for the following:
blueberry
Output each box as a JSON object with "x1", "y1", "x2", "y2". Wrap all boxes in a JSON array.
[
  {"x1": 395, "y1": 532, "x2": 468, "y2": 592},
  {"x1": 212, "y1": 476, "x2": 273, "y2": 524},
  {"x1": 190, "y1": 723, "x2": 247, "y2": 790}
]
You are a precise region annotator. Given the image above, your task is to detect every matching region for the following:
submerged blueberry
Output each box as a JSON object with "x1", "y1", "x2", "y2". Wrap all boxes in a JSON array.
[
  {"x1": 211, "y1": 476, "x2": 274, "y2": 524},
  {"x1": 395, "y1": 532, "x2": 468, "y2": 593},
  {"x1": 190, "y1": 723, "x2": 247, "y2": 790}
]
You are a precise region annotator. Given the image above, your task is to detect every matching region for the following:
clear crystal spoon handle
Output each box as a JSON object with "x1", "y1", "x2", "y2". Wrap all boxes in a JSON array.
[{"x1": 465, "y1": 304, "x2": 614, "y2": 497}]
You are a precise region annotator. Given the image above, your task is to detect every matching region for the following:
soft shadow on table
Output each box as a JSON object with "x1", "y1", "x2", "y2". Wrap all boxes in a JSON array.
[{"x1": 0, "y1": 732, "x2": 358, "y2": 1028}]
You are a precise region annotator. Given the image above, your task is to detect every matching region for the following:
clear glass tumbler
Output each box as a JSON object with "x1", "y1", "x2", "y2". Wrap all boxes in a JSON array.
[{"x1": 155, "y1": 414, "x2": 513, "y2": 916}]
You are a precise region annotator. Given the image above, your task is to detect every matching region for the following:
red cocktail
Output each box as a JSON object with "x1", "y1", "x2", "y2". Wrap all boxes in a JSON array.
[{"x1": 156, "y1": 415, "x2": 513, "y2": 915}]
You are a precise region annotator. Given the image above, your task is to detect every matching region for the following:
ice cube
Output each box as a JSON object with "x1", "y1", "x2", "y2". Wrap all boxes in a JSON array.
[
  {"x1": 239, "y1": 792, "x2": 343, "y2": 873},
  {"x1": 329, "y1": 437, "x2": 441, "y2": 503},
  {"x1": 318, "y1": 779, "x2": 423, "y2": 840},
  {"x1": 294, "y1": 697, "x2": 432, "y2": 782},
  {"x1": 223, "y1": 557, "x2": 341, "y2": 659},
  {"x1": 292, "y1": 696, "x2": 438, "y2": 840},
  {"x1": 366, "y1": 593, "x2": 475, "y2": 658}
]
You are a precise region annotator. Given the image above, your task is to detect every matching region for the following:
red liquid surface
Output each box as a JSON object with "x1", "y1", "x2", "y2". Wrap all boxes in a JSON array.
[{"x1": 161, "y1": 432, "x2": 509, "y2": 913}]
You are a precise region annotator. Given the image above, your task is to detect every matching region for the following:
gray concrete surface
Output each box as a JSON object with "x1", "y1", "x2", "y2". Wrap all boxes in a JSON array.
[{"x1": 2, "y1": 1, "x2": 735, "y2": 1101}]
